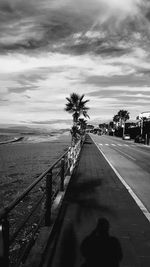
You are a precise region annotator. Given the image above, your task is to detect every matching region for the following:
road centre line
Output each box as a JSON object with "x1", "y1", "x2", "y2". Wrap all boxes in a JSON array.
[
  {"x1": 91, "y1": 137, "x2": 150, "y2": 223},
  {"x1": 111, "y1": 146, "x2": 136, "y2": 161},
  {"x1": 125, "y1": 143, "x2": 150, "y2": 156}
]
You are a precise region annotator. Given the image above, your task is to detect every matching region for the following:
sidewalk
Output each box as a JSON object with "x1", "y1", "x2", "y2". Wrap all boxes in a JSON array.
[{"x1": 43, "y1": 134, "x2": 150, "y2": 267}]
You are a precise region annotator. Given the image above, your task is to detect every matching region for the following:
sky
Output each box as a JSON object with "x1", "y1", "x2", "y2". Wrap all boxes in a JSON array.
[{"x1": 0, "y1": 0, "x2": 150, "y2": 129}]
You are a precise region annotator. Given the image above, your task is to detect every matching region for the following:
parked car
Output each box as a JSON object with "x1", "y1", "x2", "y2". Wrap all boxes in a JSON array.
[
  {"x1": 122, "y1": 134, "x2": 131, "y2": 140},
  {"x1": 134, "y1": 135, "x2": 145, "y2": 144}
]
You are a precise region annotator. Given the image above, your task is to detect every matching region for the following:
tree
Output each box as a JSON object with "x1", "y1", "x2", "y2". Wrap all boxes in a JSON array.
[
  {"x1": 117, "y1": 110, "x2": 130, "y2": 136},
  {"x1": 109, "y1": 121, "x2": 114, "y2": 128},
  {"x1": 65, "y1": 93, "x2": 90, "y2": 125},
  {"x1": 112, "y1": 115, "x2": 120, "y2": 134},
  {"x1": 117, "y1": 110, "x2": 130, "y2": 125},
  {"x1": 65, "y1": 93, "x2": 90, "y2": 145},
  {"x1": 113, "y1": 114, "x2": 120, "y2": 122},
  {"x1": 112, "y1": 110, "x2": 130, "y2": 137},
  {"x1": 99, "y1": 123, "x2": 108, "y2": 135},
  {"x1": 78, "y1": 118, "x2": 87, "y2": 135}
]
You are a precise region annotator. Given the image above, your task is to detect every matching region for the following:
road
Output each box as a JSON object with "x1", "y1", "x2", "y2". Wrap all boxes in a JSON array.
[
  {"x1": 90, "y1": 133, "x2": 150, "y2": 216},
  {"x1": 42, "y1": 134, "x2": 150, "y2": 267}
]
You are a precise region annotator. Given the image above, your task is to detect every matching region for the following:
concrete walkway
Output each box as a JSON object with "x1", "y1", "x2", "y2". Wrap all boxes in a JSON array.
[{"x1": 43, "y1": 134, "x2": 150, "y2": 267}]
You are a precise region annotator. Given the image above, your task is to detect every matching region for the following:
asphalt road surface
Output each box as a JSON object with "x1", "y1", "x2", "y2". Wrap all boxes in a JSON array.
[{"x1": 90, "y1": 133, "x2": 150, "y2": 216}]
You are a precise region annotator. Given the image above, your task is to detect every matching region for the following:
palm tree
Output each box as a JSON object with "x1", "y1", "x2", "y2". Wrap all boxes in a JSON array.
[
  {"x1": 117, "y1": 110, "x2": 130, "y2": 123},
  {"x1": 65, "y1": 93, "x2": 90, "y2": 125},
  {"x1": 117, "y1": 110, "x2": 130, "y2": 136},
  {"x1": 78, "y1": 118, "x2": 87, "y2": 135},
  {"x1": 113, "y1": 114, "x2": 120, "y2": 129},
  {"x1": 65, "y1": 93, "x2": 90, "y2": 145}
]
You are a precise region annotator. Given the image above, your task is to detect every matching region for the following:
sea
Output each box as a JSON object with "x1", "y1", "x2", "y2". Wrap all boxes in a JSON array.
[{"x1": 0, "y1": 131, "x2": 71, "y2": 208}]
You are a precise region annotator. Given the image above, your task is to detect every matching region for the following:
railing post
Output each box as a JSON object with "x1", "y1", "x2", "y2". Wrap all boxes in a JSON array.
[
  {"x1": 73, "y1": 146, "x2": 76, "y2": 165},
  {"x1": 60, "y1": 158, "x2": 65, "y2": 191},
  {"x1": 45, "y1": 171, "x2": 52, "y2": 226},
  {"x1": 0, "y1": 216, "x2": 9, "y2": 267},
  {"x1": 67, "y1": 149, "x2": 70, "y2": 173},
  {"x1": 70, "y1": 147, "x2": 73, "y2": 172}
]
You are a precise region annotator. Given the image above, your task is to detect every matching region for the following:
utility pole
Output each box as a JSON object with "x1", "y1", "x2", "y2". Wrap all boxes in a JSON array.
[
  {"x1": 140, "y1": 118, "x2": 143, "y2": 136},
  {"x1": 122, "y1": 121, "x2": 125, "y2": 137}
]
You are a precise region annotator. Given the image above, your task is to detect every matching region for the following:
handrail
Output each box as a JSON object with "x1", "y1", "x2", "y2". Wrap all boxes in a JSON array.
[
  {"x1": 0, "y1": 138, "x2": 83, "y2": 267},
  {"x1": 0, "y1": 149, "x2": 69, "y2": 219}
]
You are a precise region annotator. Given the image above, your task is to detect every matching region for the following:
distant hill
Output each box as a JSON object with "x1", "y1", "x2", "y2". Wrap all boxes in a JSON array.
[
  {"x1": 0, "y1": 125, "x2": 70, "y2": 135},
  {"x1": 0, "y1": 126, "x2": 41, "y2": 135}
]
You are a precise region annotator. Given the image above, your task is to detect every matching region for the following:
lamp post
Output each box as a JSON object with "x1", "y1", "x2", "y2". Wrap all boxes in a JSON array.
[
  {"x1": 140, "y1": 119, "x2": 143, "y2": 136},
  {"x1": 122, "y1": 121, "x2": 125, "y2": 137}
]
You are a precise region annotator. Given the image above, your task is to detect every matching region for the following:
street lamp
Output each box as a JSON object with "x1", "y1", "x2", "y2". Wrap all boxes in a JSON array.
[{"x1": 122, "y1": 121, "x2": 125, "y2": 137}]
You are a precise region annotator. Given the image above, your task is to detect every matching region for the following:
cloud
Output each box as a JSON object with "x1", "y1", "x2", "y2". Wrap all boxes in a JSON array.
[
  {"x1": 0, "y1": 0, "x2": 149, "y2": 54},
  {"x1": 49, "y1": 0, "x2": 144, "y2": 21},
  {"x1": 8, "y1": 86, "x2": 35, "y2": 93},
  {"x1": 87, "y1": 87, "x2": 150, "y2": 98},
  {"x1": 84, "y1": 73, "x2": 150, "y2": 87},
  {"x1": 0, "y1": 0, "x2": 150, "y2": 127},
  {"x1": 0, "y1": 46, "x2": 150, "y2": 125}
]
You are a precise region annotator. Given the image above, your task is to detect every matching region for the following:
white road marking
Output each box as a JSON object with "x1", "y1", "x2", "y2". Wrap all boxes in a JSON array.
[
  {"x1": 99, "y1": 143, "x2": 133, "y2": 149},
  {"x1": 91, "y1": 138, "x2": 150, "y2": 223},
  {"x1": 113, "y1": 147, "x2": 136, "y2": 161}
]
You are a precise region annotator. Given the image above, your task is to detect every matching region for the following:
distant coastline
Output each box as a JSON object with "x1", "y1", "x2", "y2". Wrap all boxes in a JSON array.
[
  {"x1": 0, "y1": 126, "x2": 70, "y2": 145},
  {"x1": 0, "y1": 136, "x2": 24, "y2": 145}
]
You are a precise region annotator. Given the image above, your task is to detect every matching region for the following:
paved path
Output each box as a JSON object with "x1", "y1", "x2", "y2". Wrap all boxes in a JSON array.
[{"x1": 43, "y1": 135, "x2": 150, "y2": 267}]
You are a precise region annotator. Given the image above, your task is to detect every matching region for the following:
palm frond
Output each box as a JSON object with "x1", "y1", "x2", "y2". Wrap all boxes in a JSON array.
[
  {"x1": 82, "y1": 99, "x2": 90, "y2": 104},
  {"x1": 66, "y1": 97, "x2": 72, "y2": 103},
  {"x1": 80, "y1": 94, "x2": 85, "y2": 102},
  {"x1": 83, "y1": 111, "x2": 90, "y2": 119},
  {"x1": 70, "y1": 93, "x2": 80, "y2": 102},
  {"x1": 65, "y1": 102, "x2": 74, "y2": 112},
  {"x1": 82, "y1": 106, "x2": 89, "y2": 111},
  {"x1": 65, "y1": 92, "x2": 90, "y2": 123}
]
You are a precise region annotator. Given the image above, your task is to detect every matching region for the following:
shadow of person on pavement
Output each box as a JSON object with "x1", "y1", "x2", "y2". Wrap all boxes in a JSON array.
[{"x1": 80, "y1": 217, "x2": 123, "y2": 267}]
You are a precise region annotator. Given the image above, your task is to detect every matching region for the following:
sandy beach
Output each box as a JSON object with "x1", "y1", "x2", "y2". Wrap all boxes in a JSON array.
[{"x1": 0, "y1": 131, "x2": 71, "y2": 208}]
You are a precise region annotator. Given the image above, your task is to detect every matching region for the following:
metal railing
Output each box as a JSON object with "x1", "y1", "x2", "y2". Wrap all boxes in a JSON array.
[{"x1": 0, "y1": 139, "x2": 82, "y2": 267}]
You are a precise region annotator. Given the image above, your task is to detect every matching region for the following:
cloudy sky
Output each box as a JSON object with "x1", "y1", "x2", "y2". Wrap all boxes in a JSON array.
[{"x1": 0, "y1": 0, "x2": 150, "y2": 129}]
